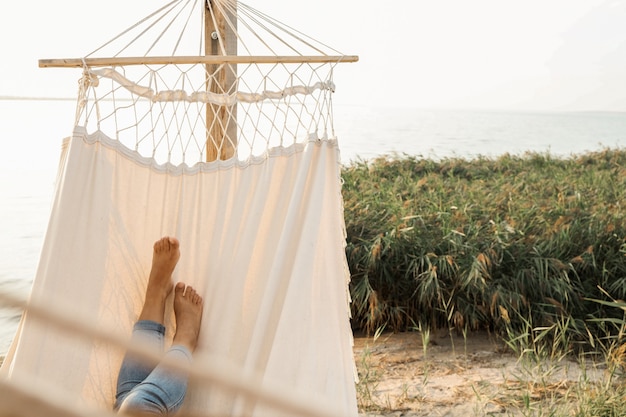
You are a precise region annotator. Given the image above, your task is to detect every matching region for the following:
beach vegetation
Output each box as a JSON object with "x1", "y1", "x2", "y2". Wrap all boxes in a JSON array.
[{"x1": 343, "y1": 148, "x2": 626, "y2": 355}]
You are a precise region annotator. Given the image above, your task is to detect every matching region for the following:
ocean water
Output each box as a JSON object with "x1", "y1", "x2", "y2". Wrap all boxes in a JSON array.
[
  {"x1": 334, "y1": 106, "x2": 626, "y2": 162},
  {"x1": 1, "y1": 100, "x2": 625, "y2": 355}
]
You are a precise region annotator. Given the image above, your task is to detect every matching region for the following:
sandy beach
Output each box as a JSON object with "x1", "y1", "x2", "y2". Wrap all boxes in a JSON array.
[{"x1": 354, "y1": 330, "x2": 606, "y2": 417}]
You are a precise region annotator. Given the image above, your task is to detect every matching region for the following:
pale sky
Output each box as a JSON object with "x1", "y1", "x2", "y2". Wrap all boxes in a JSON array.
[{"x1": 1, "y1": 0, "x2": 625, "y2": 111}]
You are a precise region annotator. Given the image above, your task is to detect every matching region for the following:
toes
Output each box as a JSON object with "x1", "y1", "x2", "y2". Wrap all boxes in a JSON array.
[
  {"x1": 185, "y1": 286, "x2": 202, "y2": 304},
  {"x1": 187, "y1": 287, "x2": 197, "y2": 299},
  {"x1": 154, "y1": 236, "x2": 178, "y2": 253},
  {"x1": 154, "y1": 237, "x2": 164, "y2": 252},
  {"x1": 190, "y1": 290, "x2": 202, "y2": 305},
  {"x1": 174, "y1": 283, "x2": 202, "y2": 304}
]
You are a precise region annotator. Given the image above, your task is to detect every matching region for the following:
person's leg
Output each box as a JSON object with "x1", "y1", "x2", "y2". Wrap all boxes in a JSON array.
[
  {"x1": 115, "y1": 237, "x2": 180, "y2": 410},
  {"x1": 117, "y1": 283, "x2": 204, "y2": 416}
]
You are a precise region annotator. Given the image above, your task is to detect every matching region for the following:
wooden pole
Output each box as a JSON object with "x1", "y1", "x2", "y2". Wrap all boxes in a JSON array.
[{"x1": 205, "y1": 0, "x2": 238, "y2": 162}]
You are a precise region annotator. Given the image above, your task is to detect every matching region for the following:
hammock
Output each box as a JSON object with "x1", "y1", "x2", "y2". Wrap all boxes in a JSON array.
[{"x1": 0, "y1": 1, "x2": 358, "y2": 416}]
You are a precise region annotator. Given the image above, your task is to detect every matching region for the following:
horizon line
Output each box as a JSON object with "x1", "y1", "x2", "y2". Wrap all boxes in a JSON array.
[
  {"x1": 1, "y1": 96, "x2": 624, "y2": 114},
  {"x1": 0, "y1": 96, "x2": 75, "y2": 101}
]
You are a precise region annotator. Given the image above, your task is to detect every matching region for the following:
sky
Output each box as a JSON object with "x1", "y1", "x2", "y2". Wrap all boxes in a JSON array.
[{"x1": 1, "y1": 0, "x2": 625, "y2": 112}]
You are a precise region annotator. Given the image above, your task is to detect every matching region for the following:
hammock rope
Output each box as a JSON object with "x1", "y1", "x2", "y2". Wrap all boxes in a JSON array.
[{"x1": 75, "y1": 59, "x2": 336, "y2": 165}]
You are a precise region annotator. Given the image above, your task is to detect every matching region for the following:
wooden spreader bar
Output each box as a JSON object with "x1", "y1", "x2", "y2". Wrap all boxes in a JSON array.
[{"x1": 39, "y1": 55, "x2": 359, "y2": 68}]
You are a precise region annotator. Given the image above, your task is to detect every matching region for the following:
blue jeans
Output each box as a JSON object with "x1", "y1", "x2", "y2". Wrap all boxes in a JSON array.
[{"x1": 114, "y1": 320, "x2": 191, "y2": 415}]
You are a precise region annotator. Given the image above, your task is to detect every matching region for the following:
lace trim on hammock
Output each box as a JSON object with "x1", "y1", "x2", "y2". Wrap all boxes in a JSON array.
[
  {"x1": 72, "y1": 125, "x2": 340, "y2": 174},
  {"x1": 88, "y1": 68, "x2": 335, "y2": 105}
]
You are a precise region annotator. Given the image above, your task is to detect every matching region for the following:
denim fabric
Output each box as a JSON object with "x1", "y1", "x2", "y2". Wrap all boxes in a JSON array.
[{"x1": 114, "y1": 320, "x2": 191, "y2": 415}]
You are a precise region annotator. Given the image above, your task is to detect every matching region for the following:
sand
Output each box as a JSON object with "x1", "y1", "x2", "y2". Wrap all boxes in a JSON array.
[{"x1": 353, "y1": 330, "x2": 605, "y2": 417}]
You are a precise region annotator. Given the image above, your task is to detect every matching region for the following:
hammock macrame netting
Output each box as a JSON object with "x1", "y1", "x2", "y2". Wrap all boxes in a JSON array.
[{"x1": 0, "y1": 1, "x2": 358, "y2": 416}]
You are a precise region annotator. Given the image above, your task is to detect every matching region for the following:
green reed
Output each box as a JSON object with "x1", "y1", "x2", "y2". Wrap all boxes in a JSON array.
[{"x1": 342, "y1": 148, "x2": 626, "y2": 353}]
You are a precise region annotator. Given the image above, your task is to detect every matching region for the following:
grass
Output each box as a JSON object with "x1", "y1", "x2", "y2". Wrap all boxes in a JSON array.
[
  {"x1": 346, "y1": 148, "x2": 626, "y2": 416},
  {"x1": 342, "y1": 148, "x2": 626, "y2": 354},
  {"x1": 487, "y1": 347, "x2": 626, "y2": 417}
]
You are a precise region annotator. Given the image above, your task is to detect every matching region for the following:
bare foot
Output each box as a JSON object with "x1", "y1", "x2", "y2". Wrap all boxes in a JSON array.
[
  {"x1": 138, "y1": 237, "x2": 180, "y2": 324},
  {"x1": 172, "y1": 283, "x2": 204, "y2": 352},
  {"x1": 147, "y1": 237, "x2": 180, "y2": 297}
]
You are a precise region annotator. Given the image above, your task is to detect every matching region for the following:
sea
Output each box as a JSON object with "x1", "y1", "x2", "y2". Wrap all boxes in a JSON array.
[{"x1": 1, "y1": 99, "x2": 626, "y2": 355}]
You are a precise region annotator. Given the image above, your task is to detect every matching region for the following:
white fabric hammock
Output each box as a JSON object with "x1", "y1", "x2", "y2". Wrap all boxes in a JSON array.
[{"x1": 1, "y1": 127, "x2": 357, "y2": 417}]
